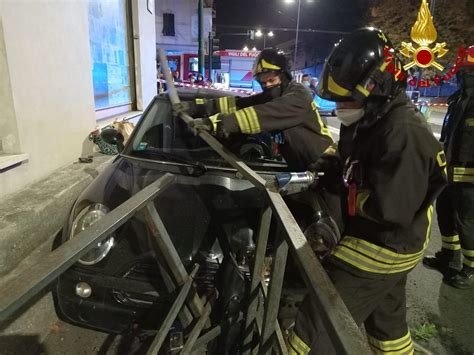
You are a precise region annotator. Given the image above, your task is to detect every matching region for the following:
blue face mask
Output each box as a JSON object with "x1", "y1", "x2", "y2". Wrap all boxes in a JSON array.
[{"x1": 303, "y1": 81, "x2": 310, "y2": 87}]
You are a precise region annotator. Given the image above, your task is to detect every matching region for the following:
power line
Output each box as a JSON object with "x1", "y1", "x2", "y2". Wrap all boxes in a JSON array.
[{"x1": 216, "y1": 24, "x2": 349, "y2": 35}]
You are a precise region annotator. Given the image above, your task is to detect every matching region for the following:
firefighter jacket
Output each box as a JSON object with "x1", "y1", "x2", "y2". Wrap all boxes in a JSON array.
[
  {"x1": 191, "y1": 82, "x2": 333, "y2": 171},
  {"x1": 330, "y1": 94, "x2": 448, "y2": 277},
  {"x1": 440, "y1": 87, "x2": 474, "y2": 184}
]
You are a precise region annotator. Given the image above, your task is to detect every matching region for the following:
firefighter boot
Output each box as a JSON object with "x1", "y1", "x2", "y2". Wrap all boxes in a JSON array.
[
  {"x1": 422, "y1": 251, "x2": 461, "y2": 279},
  {"x1": 449, "y1": 267, "x2": 474, "y2": 289}
]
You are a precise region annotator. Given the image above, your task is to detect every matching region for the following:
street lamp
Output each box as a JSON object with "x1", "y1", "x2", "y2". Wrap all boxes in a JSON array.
[
  {"x1": 284, "y1": 0, "x2": 313, "y2": 66},
  {"x1": 254, "y1": 29, "x2": 275, "y2": 49}
]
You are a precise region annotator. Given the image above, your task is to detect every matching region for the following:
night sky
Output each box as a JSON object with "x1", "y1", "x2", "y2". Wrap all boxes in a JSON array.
[{"x1": 215, "y1": 0, "x2": 368, "y2": 55}]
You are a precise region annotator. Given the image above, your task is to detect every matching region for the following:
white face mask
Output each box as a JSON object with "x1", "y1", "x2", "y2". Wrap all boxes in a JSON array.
[
  {"x1": 302, "y1": 81, "x2": 310, "y2": 87},
  {"x1": 336, "y1": 108, "x2": 365, "y2": 126}
]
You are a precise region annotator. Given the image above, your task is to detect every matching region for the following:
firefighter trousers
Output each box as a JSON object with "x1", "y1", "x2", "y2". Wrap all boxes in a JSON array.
[
  {"x1": 290, "y1": 262, "x2": 414, "y2": 354},
  {"x1": 436, "y1": 185, "x2": 474, "y2": 269}
]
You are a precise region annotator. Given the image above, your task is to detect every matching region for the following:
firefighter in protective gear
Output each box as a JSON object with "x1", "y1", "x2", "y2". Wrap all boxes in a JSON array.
[
  {"x1": 289, "y1": 28, "x2": 447, "y2": 354},
  {"x1": 187, "y1": 48, "x2": 333, "y2": 171},
  {"x1": 423, "y1": 45, "x2": 474, "y2": 289}
]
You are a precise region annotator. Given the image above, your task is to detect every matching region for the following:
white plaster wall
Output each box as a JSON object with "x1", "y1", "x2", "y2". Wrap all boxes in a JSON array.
[
  {"x1": 156, "y1": 0, "x2": 196, "y2": 48},
  {"x1": 133, "y1": 0, "x2": 157, "y2": 111},
  {"x1": 0, "y1": 16, "x2": 20, "y2": 154},
  {"x1": 0, "y1": 0, "x2": 96, "y2": 198},
  {"x1": 155, "y1": 0, "x2": 212, "y2": 52}
]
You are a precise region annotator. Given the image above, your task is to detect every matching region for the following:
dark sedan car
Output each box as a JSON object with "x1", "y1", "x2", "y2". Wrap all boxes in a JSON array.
[{"x1": 53, "y1": 88, "x2": 295, "y2": 348}]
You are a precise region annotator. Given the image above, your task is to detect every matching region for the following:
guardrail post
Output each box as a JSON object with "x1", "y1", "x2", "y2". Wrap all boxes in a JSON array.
[
  {"x1": 181, "y1": 294, "x2": 215, "y2": 353},
  {"x1": 146, "y1": 264, "x2": 200, "y2": 355},
  {"x1": 242, "y1": 206, "x2": 272, "y2": 353},
  {"x1": 259, "y1": 224, "x2": 288, "y2": 354}
]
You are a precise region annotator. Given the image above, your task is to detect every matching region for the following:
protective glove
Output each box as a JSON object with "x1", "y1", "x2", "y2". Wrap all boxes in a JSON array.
[
  {"x1": 189, "y1": 114, "x2": 231, "y2": 139},
  {"x1": 308, "y1": 154, "x2": 343, "y2": 192},
  {"x1": 189, "y1": 117, "x2": 212, "y2": 134}
]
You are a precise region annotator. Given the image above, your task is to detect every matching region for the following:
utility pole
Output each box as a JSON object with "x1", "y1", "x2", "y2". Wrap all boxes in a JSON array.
[
  {"x1": 294, "y1": 0, "x2": 301, "y2": 66},
  {"x1": 198, "y1": 0, "x2": 205, "y2": 75},
  {"x1": 208, "y1": 32, "x2": 213, "y2": 77},
  {"x1": 430, "y1": 0, "x2": 439, "y2": 96}
]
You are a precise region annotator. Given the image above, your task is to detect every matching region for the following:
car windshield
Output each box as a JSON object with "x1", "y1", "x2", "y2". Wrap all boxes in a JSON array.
[{"x1": 125, "y1": 95, "x2": 288, "y2": 171}]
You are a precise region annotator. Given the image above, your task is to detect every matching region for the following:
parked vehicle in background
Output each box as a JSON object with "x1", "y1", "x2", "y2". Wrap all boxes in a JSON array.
[{"x1": 315, "y1": 95, "x2": 337, "y2": 116}]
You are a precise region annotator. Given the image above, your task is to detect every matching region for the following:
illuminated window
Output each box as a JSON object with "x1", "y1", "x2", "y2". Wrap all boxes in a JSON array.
[{"x1": 88, "y1": 0, "x2": 135, "y2": 117}]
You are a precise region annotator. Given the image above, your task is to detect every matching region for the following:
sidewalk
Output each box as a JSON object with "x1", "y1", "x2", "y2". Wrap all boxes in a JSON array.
[{"x1": 0, "y1": 153, "x2": 114, "y2": 350}]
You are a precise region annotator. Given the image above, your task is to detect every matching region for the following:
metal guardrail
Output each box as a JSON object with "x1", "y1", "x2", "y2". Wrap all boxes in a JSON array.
[
  {"x1": 158, "y1": 48, "x2": 371, "y2": 353},
  {"x1": 0, "y1": 48, "x2": 372, "y2": 355},
  {"x1": 0, "y1": 174, "x2": 176, "y2": 323}
]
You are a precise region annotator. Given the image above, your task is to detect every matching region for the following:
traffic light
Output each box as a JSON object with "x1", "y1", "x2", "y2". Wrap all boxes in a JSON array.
[
  {"x1": 207, "y1": 34, "x2": 221, "y2": 70},
  {"x1": 211, "y1": 23, "x2": 216, "y2": 38},
  {"x1": 212, "y1": 38, "x2": 220, "y2": 53},
  {"x1": 205, "y1": 55, "x2": 221, "y2": 69}
]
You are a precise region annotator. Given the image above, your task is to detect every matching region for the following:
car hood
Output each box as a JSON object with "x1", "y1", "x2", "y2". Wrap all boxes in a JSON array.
[
  {"x1": 75, "y1": 155, "x2": 266, "y2": 210},
  {"x1": 65, "y1": 154, "x2": 271, "y2": 270}
]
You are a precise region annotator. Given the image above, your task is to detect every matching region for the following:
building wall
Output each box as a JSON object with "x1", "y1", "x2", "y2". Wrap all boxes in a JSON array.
[
  {"x1": 0, "y1": 0, "x2": 156, "y2": 198},
  {"x1": 133, "y1": 0, "x2": 157, "y2": 111},
  {"x1": 0, "y1": 1, "x2": 96, "y2": 198},
  {"x1": 0, "y1": 16, "x2": 20, "y2": 155},
  {"x1": 155, "y1": 0, "x2": 212, "y2": 53}
]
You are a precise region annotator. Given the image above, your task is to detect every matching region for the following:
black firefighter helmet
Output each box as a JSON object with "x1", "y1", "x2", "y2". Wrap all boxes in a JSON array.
[
  {"x1": 253, "y1": 49, "x2": 292, "y2": 82},
  {"x1": 318, "y1": 27, "x2": 407, "y2": 102}
]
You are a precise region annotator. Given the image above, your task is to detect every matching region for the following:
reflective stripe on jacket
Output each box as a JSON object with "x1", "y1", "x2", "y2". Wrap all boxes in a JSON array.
[
  {"x1": 288, "y1": 330, "x2": 311, "y2": 355},
  {"x1": 333, "y1": 94, "x2": 447, "y2": 276},
  {"x1": 441, "y1": 88, "x2": 474, "y2": 184},
  {"x1": 333, "y1": 206, "x2": 433, "y2": 274},
  {"x1": 194, "y1": 82, "x2": 333, "y2": 170}
]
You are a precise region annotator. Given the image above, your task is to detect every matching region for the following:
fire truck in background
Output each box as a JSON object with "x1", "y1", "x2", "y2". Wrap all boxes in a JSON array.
[{"x1": 213, "y1": 50, "x2": 261, "y2": 92}]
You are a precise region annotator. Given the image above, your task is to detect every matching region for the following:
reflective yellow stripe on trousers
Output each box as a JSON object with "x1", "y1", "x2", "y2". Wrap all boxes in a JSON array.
[
  {"x1": 463, "y1": 248, "x2": 474, "y2": 268},
  {"x1": 368, "y1": 331, "x2": 414, "y2": 354},
  {"x1": 453, "y1": 167, "x2": 474, "y2": 183},
  {"x1": 441, "y1": 235, "x2": 460, "y2": 251}
]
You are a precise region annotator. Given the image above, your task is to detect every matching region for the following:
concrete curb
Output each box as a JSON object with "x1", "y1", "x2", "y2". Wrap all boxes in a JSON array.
[
  {"x1": 0, "y1": 153, "x2": 114, "y2": 277},
  {"x1": 0, "y1": 232, "x2": 65, "y2": 353},
  {"x1": 0, "y1": 153, "x2": 114, "y2": 352}
]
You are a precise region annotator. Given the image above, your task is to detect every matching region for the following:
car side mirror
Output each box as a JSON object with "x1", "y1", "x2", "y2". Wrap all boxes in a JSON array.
[{"x1": 100, "y1": 127, "x2": 125, "y2": 152}]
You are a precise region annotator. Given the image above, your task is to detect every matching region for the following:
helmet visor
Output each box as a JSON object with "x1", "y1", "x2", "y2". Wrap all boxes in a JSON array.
[
  {"x1": 329, "y1": 44, "x2": 379, "y2": 90},
  {"x1": 318, "y1": 42, "x2": 381, "y2": 101}
]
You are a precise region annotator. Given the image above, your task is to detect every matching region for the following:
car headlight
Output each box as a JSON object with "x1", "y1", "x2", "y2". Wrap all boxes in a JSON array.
[{"x1": 71, "y1": 203, "x2": 115, "y2": 265}]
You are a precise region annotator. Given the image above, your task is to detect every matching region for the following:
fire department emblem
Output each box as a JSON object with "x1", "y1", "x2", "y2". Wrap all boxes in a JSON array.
[{"x1": 400, "y1": 0, "x2": 448, "y2": 71}]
